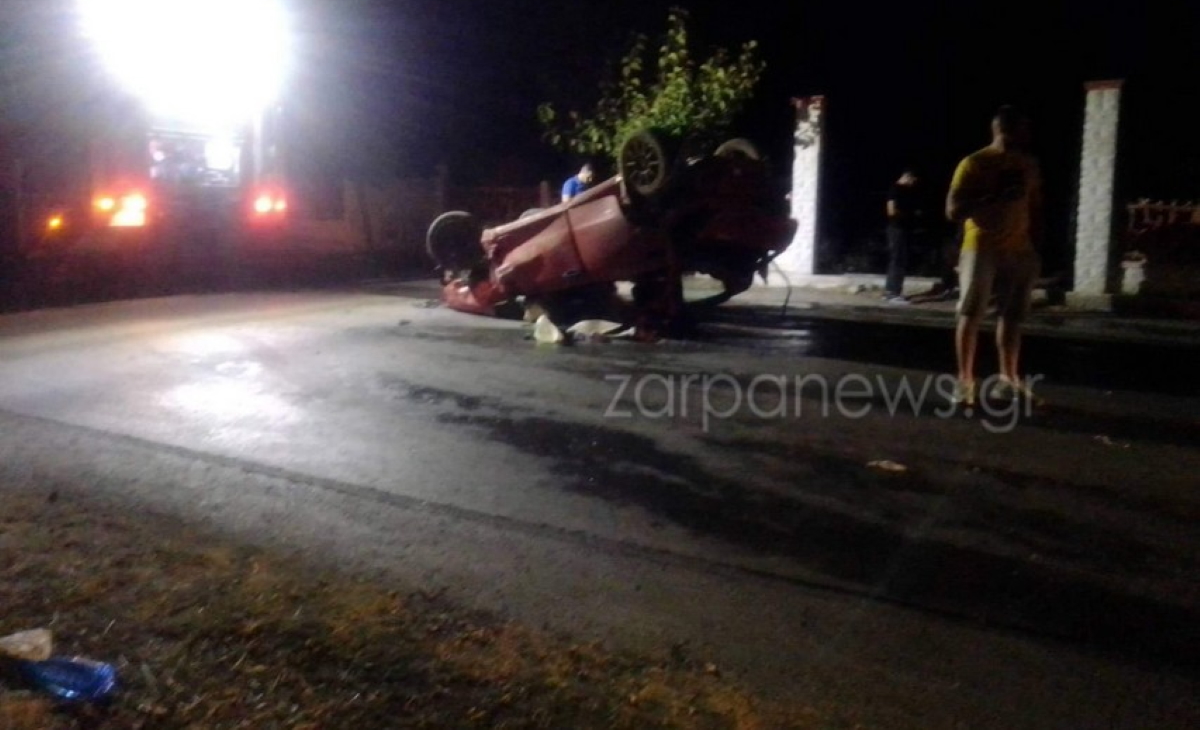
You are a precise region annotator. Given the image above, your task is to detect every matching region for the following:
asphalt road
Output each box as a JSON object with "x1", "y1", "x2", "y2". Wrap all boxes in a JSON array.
[{"x1": 1, "y1": 284, "x2": 1198, "y2": 728}]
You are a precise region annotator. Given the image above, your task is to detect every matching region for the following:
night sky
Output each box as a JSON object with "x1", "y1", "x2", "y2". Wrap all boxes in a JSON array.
[
  {"x1": 284, "y1": 0, "x2": 1200, "y2": 272},
  {"x1": 5, "y1": 0, "x2": 1200, "y2": 271}
]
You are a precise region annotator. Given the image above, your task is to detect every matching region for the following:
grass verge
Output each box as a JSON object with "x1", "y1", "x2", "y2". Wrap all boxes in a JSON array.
[{"x1": 0, "y1": 488, "x2": 814, "y2": 729}]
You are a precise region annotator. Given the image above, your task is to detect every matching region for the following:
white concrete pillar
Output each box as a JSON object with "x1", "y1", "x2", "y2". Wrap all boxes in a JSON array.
[
  {"x1": 1069, "y1": 80, "x2": 1123, "y2": 308},
  {"x1": 777, "y1": 95, "x2": 824, "y2": 278}
]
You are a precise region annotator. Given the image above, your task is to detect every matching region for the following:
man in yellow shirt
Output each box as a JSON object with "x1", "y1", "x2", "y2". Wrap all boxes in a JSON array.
[{"x1": 945, "y1": 106, "x2": 1044, "y2": 406}]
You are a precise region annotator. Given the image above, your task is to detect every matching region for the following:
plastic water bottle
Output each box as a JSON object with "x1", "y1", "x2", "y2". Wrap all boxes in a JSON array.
[{"x1": 17, "y1": 657, "x2": 118, "y2": 702}]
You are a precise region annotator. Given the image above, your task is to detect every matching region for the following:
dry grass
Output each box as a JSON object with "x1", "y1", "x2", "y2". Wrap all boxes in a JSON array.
[{"x1": 0, "y1": 489, "x2": 816, "y2": 729}]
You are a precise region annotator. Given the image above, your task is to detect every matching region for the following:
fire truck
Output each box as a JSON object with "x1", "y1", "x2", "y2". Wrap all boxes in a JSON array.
[
  {"x1": 31, "y1": 109, "x2": 289, "y2": 254},
  {"x1": 17, "y1": 0, "x2": 292, "y2": 269}
]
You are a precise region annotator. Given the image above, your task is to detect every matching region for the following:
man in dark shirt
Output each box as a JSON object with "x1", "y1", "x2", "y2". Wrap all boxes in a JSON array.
[{"x1": 884, "y1": 168, "x2": 924, "y2": 301}]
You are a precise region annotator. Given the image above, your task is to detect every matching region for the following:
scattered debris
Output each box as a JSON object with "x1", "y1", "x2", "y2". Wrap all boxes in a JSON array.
[
  {"x1": 15, "y1": 657, "x2": 118, "y2": 703},
  {"x1": 566, "y1": 319, "x2": 625, "y2": 337},
  {"x1": 1093, "y1": 434, "x2": 1131, "y2": 449},
  {"x1": 566, "y1": 319, "x2": 636, "y2": 343},
  {"x1": 0, "y1": 629, "x2": 52, "y2": 662},
  {"x1": 867, "y1": 460, "x2": 909, "y2": 473},
  {"x1": 2, "y1": 630, "x2": 117, "y2": 703},
  {"x1": 532, "y1": 315, "x2": 566, "y2": 345},
  {"x1": 531, "y1": 316, "x2": 636, "y2": 345}
]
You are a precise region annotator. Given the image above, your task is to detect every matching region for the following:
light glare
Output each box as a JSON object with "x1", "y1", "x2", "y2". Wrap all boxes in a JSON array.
[
  {"x1": 79, "y1": 0, "x2": 289, "y2": 127},
  {"x1": 124, "y1": 193, "x2": 148, "y2": 212},
  {"x1": 205, "y1": 139, "x2": 239, "y2": 170},
  {"x1": 111, "y1": 209, "x2": 146, "y2": 227},
  {"x1": 98, "y1": 193, "x2": 150, "y2": 227}
]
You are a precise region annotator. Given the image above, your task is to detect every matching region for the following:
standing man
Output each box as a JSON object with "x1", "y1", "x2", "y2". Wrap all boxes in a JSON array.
[
  {"x1": 945, "y1": 106, "x2": 1043, "y2": 406},
  {"x1": 561, "y1": 163, "x2": 594, "y2": 203},
  {"x1": 884, "y1": 167, "x2": 923, "y2": 301}
]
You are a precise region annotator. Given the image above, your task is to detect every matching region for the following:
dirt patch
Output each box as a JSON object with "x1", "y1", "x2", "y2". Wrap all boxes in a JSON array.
[{"x1": 0, "y1": 488, "x2": 814, "y2": 729}]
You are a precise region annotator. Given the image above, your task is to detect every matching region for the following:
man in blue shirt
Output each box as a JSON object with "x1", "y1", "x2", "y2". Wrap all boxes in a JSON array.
[{"x1": 561, "y1": 163, "x2": 594, "y2": 202}]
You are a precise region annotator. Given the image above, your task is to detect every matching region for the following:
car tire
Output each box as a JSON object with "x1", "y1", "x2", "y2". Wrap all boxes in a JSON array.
[
  {"x1": 713, "y1": 138, "x2": 761, "y2": 160},
  {"x1": 426, "y1": 211, "x2": 483, "y2": 270},
  {"x1": 619, "y1": 129, "x2": 672, "y2": 199}
]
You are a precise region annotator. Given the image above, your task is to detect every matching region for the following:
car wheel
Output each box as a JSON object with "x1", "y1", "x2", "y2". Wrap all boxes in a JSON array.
[
  {"x1": 426, "y1": 211, "x2": 483, "y2": 270},
  {"x1": 619, "y1": 130, "x2": 671, "y2": 199},
  {"x1": 713, "y1": 138, "x2": 761, "y2": 160}
]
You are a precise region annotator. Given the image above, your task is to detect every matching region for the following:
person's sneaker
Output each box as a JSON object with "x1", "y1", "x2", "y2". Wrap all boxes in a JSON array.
[
  {"x1": 950, "y1": 379, "x2": 975, "y2": 406},
  {"x1": 990, "y1": 377, "x2": 1045, "y2": 405},
  {"x1": 884, "y1": 295, "x2": 910, "y2": 305}
]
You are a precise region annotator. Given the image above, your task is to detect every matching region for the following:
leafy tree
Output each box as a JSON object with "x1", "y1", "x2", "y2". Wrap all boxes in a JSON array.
[{"x1": 537, "y1": 7, "x2": 764, "y2": 163}]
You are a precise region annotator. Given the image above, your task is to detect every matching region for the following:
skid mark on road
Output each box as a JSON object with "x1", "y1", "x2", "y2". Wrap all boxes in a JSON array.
[
  {"x1": 3, "y1": 401, "x2": 1197, "y2": 677},
  {"x1": 435, "y1": 408, "x2": 1200, "y2": 676}
]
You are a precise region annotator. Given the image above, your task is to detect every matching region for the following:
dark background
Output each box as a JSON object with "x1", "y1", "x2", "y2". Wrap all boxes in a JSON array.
[
  {"x1": 4, "y1": 0, "x2": 1199, "y2": 276},
  {"x1": 291, "y1": 0, "x2": 1200, "y2": 277}
]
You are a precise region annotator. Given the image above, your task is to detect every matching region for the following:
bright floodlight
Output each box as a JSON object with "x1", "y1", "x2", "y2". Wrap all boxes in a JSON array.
[{"x1": 79, "y1": 0, "x2": 289, "y2": 128}]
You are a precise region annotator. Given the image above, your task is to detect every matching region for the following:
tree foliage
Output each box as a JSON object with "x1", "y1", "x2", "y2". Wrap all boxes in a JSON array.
[{"x1": 537, "y1": 7, "x2": 765, "y2": 162}]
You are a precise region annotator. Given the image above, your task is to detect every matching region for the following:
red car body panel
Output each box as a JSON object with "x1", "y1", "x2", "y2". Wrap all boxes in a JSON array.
[{"x1": 438, "y1": 158, "x2": 795, "y2": 318}]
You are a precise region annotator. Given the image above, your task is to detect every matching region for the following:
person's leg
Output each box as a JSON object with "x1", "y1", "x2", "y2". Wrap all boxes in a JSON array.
[
  {"x1": 993, "y1": 250, "x2": 1040, "y2": 398},
  {"x1": 895, "y1": 228, "x2": 909, "y2": 295},
  {"x1": 953, "y1": 248, "x2": 993, "y2": 402},
  {"x1": 884, "y1": 226, "x2": 906, "y2": 297},
  {"x1": 996, "y1": 315, "x2": 1021, "y2": 383},
  {"x1": 957, "y1": 313, "x2": 984, "y2": 383}
]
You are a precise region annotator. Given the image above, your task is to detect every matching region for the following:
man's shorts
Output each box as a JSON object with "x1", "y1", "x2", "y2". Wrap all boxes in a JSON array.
[{"x1": 957, "y1": 247, "x2": 1040, "y2": 321}]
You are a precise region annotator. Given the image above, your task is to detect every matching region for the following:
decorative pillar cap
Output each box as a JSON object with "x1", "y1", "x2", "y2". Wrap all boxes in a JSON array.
[{"x1": 1084, "y1": 79, "x2": 1124, "y2": 91}]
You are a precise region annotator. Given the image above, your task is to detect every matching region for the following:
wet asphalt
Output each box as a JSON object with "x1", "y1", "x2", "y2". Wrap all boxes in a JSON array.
[
  {"x1": 701, "y1": 305, "x2": 1200, "y2": 397},
  {"x1": 0, "y1": 284, "x2": 1197, "y2": 728}
]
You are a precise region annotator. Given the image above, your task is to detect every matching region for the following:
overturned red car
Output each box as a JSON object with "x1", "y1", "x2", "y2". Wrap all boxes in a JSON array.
[{"x1": 425, "y1": 131, "x2": 797, "y2": 333}]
